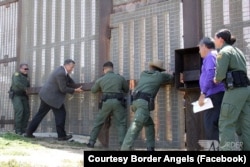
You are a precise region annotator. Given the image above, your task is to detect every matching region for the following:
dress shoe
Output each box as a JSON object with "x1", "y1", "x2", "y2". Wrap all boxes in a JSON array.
[
  {"x1": 147, "y1": 147, "x2": 155, "y2": 151},
  {"x1": 24, "y1": 133, "x2": 35, "y2": 138},
  {"x1": 58, "y1": 134, "x2": 73, "y2": 141}
]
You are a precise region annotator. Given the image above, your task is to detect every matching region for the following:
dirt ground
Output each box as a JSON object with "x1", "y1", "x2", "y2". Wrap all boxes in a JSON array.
[{"x1": 0, "y1": 134, "x2": 95, "y2": 167}]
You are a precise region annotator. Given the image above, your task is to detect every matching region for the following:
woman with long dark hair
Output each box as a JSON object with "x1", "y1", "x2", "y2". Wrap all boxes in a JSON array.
[{"x1": 214, "y1": 29, "x2": 250, "y2": 151}]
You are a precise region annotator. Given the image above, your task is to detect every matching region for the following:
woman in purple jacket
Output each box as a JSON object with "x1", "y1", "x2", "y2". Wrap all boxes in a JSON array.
[{"x1": 198, "y1": 37, "x2": 225, "y2": 142}]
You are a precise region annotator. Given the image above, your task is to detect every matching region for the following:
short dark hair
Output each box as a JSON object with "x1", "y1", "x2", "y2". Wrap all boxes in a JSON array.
[
  {"x1": 64, "y1": 59, "x2": 75, "y2": 65},
  {"x1": 215, "y1": 29, "x2": 236, "y2": 45},
  {"x1": 199, "y1": 37, "x2": 215, "y2": 49},
  {"x1": 103, "y1": 61, "x2": 113, "y2": 68}
]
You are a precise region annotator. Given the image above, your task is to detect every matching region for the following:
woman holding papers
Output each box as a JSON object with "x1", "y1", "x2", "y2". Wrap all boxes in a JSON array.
[{"x1": 198, "y1": 37, "x2": 225, "y2": 142}]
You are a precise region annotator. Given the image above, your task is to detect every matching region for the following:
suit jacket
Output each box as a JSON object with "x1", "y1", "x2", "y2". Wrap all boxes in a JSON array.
[{"x1": 39, "y1": 66, "x2": 75, "y2": 109}]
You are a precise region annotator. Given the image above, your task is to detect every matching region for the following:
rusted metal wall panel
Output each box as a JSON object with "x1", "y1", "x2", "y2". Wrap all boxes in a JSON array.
[
  {"x1": 0, "y1": 3, "x2": 18, "y2": 60},
  {"x1": 182, "y1": 0, "x2": 204, "y2": 151},
  {"x1": 0, "y1": 0, "x2": 102, "y2": 136},
  {"x1": 0, "y1": 1, "x2": 18, "y2": 132},
  {"x1": 20, "y1": 0, "x2": 100, "y2": 135},
  {"x1": 203, "y1": 0, "x2": 250, "y2": 73},
  {"x1": 110, "y1": 0, "x2": 185, "y2": 149}
]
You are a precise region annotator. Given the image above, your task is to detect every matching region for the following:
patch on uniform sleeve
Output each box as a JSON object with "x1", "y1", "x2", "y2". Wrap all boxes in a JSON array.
[
  {"x1": 14, "y1": 72, "x2": 19, "y2": 76},
  {"x1": 216, "y1": 53, "x2": 222, "y2": 59}
]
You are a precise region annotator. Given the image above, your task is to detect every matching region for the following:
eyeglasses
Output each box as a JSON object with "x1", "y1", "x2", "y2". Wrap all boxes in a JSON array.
[{"x1": 23, "y1": 68, "x2": 29, "y2": 70}]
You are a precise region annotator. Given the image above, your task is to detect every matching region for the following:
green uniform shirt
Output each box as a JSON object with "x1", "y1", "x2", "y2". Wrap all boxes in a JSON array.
[
  {"x1": 11, "y1": 72, "x2": 30, "y2": 93},
  {"x1": 91, "y1": 71, "x2": 129, "y2": 94},
  {"x1": 216, "y1": 44, "x2": 247, "y2": 82},
  {"x1": 134, "y1": 70, "x2": 173, "y2": 98}
]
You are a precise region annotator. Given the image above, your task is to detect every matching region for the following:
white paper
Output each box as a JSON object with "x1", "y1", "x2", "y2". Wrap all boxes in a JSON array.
[{"x1": 192, "y1": 98, "x2": 214, "y2": 113}]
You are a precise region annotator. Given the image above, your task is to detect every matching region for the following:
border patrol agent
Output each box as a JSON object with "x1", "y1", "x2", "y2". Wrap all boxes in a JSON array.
[
  {"x1": 214, "y1": 29, "x2": 250, "y2": 150},
  {"x1": 87, "y1": 61, "x2": 129, "y2": 148},
  {"x1": 10, "y1": 64, "x2": 30, "y2": 135},
  {"x1": 121, "y1": 60, "x2": 173, "y2": 151}
]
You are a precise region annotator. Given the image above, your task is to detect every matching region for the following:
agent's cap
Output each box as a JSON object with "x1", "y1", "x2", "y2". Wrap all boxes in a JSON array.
[{"x1": 149, "y1": 60, "x2": 166, "y2": 72}]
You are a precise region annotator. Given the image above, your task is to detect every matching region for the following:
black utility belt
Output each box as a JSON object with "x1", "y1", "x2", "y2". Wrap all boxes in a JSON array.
[
  {"x1": 225, "y1": 71, "x2": 250, "y2": 89},
  {"x1": 131, "y1": 91, "x2": 155, "y2": 111},
  {"x1": 13, "y1": 91, "x2": 27, "y2": 96},
  {"x1": 102, "y1": 93, "x2": 123, "y2": 102},
  {"x1": 132, "y1": 91, "x2": 151, "y2": 102},
  {"x1": 133, "y1": 96, "x2": 150, "y2": 103}
]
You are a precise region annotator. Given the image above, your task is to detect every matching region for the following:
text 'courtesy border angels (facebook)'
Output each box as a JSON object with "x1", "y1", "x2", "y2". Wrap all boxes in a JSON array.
[{"x1": 84, "y1": 151, "x2": 250, "y2": 166}]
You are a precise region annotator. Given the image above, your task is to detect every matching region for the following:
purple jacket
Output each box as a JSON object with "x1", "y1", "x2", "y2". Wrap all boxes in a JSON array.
[{"x1": 199, "y1": 51, "x2": 225, "y2": 97}]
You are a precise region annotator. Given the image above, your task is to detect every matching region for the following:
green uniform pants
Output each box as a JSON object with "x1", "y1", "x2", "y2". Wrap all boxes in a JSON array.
[
  {"x1": 12, "y1": 95, "x2": 30, "y2": 133},
  {"x1": 121, "y1": 99, "x2": 155, "y2": 150},
  {"x1": 89, "y1": 99, "x2": 127, "y2": 146},
  {"x1": 219, "y1": 87, "x2": 250, "y2": 150}
]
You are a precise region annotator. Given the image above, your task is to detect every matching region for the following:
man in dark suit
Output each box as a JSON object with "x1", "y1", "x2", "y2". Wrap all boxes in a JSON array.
[{"x1": 25, "y1": 59, "x2": 83, "y2": 140}]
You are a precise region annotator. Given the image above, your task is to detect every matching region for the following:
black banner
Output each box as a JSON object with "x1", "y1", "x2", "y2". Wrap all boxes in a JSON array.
[{"x1": 84, "y1": 151, "x2": 250, "y2": 167}]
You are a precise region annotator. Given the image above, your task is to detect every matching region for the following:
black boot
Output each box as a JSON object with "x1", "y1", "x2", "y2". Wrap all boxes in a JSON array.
[
  {"x1": 86, "y1": 141, "x2": 95, "y2": 148},
  {"x1": 147, "y1": 147, "x2": 155, "y2": 151},
  {"x1": 24, "y1": 130, "x2": 35, "y2": 138}
]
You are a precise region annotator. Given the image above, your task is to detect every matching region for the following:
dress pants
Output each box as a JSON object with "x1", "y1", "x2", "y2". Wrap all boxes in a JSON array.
[
  {"x1": 204, "y1": 91, "x2": 224, "y2": 141},
  {"x1": 26, "y1": 98, "x2": 67, "y2": 137}
]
